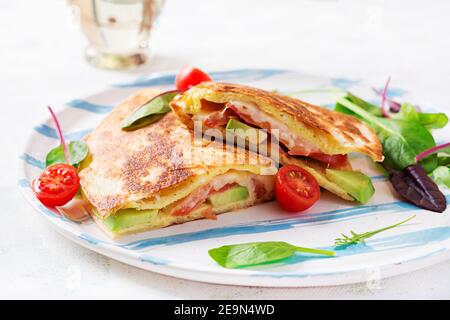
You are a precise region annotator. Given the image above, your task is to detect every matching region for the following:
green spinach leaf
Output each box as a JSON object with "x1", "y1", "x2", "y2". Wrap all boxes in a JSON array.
[
  {"x1": 121, "y1": 91, "x2": 179, "y2": 130},
  {"x1": 46, "y1": 140, "x2": 89, "y2": 167},
  {"x1": 208, "y1": 241, "x2": 334, "y2": 268}
]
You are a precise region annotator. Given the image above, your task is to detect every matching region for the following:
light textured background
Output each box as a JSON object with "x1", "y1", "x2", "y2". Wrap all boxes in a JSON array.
[{"x1": 1, "y1": 0, "x2": 450, "y2": 299}]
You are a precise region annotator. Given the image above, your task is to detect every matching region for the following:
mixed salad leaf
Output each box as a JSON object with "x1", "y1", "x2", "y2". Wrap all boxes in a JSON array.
[
  {"x1": 429, "y1": 166, "x2": 450, "y2": 188},
  {"x1": 393, "y1": 103, "x2": 448, "y2": 130},
  {"x1": 335, "y1": 82, "x2": 448, "y2": 212},
  {"x1": 46, "y1": 140, "x2": 88, "y2": 168},
  {"x1": 336, "y1": 95, "x2": 448, "y2": 175},
  {"x1": 336, "y1": 98, "x2": 438, "y2": 172}
]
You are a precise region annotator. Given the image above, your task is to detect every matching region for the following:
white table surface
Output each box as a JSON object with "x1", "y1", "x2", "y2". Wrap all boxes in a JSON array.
[{"x1": 1, "y1": 0, "x2": 450, "y2": 299}]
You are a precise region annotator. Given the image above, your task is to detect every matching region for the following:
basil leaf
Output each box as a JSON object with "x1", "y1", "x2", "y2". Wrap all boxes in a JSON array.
[
  {"x1": 208, "y1": 241, "x2": 334, "y2": 269},
  {"x1": 45, "y1": 140, "x2": 89, "y2": 167},
  {"x1": 121, "y1": 91, "x2": 179, "y2": 130},
  {"x1": 429, "y1": 166, "x2": 450, "y2": 188}
]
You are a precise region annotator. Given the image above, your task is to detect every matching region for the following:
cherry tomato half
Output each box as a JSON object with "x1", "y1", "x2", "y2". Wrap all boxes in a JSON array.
[
  {"x1": 275, "y1": 165, "x2": 320, "y2": 212},
  {"x1": 33, "y1": 163, "x2": 80, "y2": 207},
  {"x1": 175, "y1": 65, "x2": 212, "y2": 91},
  {"x1": 309, "y1": 153, "x2": 348, "y2": 168}
]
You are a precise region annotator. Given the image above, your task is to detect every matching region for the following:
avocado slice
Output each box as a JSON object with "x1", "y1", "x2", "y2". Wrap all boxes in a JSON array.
[
  {"x1": 103, "y1": 208, "x2": 158, "y2": 232},
  {"x1": 226, "y1": 119, "x2": 267, "y2": 144},
  {"x1": 208, "y1": 186, "x2": 249, "y2": 208},
  {"x1": 325, "y1": 169, "x2": 375, "y2": 204}
]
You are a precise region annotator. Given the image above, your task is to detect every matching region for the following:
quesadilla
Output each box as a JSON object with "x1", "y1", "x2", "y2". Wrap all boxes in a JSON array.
[
  {"x1": 170, "y1": 82, "x2": 383, "y2": 202},
  {"x1": 79, "y1": 89, "x2": 276, "y2": 238}
]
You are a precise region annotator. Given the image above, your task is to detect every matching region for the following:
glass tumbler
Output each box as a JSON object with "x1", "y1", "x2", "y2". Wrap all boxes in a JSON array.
[{"x1": 69, "y1": 0, "x2": 165, "y2": 70}]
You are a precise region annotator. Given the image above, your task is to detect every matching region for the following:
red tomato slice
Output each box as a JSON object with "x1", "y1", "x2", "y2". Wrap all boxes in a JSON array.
[
  {"x1": 175, "y1": 66, "x2": 212, "y2": 91},
  {"x1": 309, "y1": 153, "x2": 348, "y2": 167},
  {"x1": 33, "y1": 163, "x2": 80, "y2": 207},
  {"x1": 275, "y1": 165, "x2": 320, "y2": 212}
]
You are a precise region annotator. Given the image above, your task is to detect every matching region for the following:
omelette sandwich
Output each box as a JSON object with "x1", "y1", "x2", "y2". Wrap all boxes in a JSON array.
[
  {"x1": 171, "y1": 82, "x2": 383, "y2": 202},
  {"x1": 79, "y1": 89, "x2": 276, "y2": 238}
]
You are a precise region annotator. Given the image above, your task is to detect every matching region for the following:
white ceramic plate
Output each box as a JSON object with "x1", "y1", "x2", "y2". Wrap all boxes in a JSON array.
[{"x1": 19, "y1": 69, "x2": 450, "y2": 287}]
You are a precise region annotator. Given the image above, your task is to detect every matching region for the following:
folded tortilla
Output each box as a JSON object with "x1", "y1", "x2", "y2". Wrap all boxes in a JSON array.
[
  {"x1": 171, "y1": 82, "x2": 383, "y2": 201},
  {"x1": 79, "y1": 89, "x2": 276, "y2": 238}
]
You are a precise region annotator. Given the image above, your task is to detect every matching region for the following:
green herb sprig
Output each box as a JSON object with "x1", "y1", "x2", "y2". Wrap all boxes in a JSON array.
[{"x1": 334, "y1": 215, "x2": 416, "y2": 246}]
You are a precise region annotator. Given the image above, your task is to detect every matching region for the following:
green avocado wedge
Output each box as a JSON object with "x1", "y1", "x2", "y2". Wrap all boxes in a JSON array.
[
  {"x1": 103, "y1": 208, "x2": 158, "y2": 232},
  {"x1": 325, "y1": 169, "x2": 375, "y2": 204},
  {"x1": 226, "y1": 119, "x2": 267, "y2": 144},
  {"x1": 208, "y1": 186, "x2": 249, "y2": 208}
]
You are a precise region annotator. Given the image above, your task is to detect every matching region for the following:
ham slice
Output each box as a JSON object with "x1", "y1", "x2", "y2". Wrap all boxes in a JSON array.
[
  {"x1": 170, "y1": 184, "x2": 212, "y2": 216},
  {"x1": 170, "y1": 183, "x2": 237, "y2": 216},
  {"x1": 203, "y1": 108, "x2": 238, "y2": 127}
]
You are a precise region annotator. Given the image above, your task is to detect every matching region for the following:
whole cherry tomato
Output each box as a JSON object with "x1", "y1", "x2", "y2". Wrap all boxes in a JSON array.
[{"x1": 175, "y1": 65, "x2": 212, "y2": 91}]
